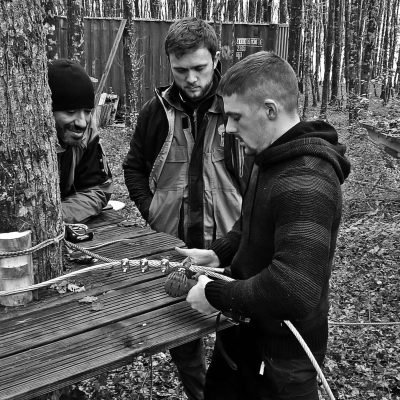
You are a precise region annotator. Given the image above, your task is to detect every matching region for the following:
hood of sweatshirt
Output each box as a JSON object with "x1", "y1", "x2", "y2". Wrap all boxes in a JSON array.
[{"x1": 255, "y1": 120, "x2": 351, "y2": 184}]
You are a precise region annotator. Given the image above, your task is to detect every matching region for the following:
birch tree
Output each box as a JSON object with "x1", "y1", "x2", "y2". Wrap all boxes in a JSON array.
[
  {"x1": 320, "y1": 0, "x2": 335, "y2": 119},
  {"x1": 330, "y1": 0, "x2": 343, "y2": 103}
]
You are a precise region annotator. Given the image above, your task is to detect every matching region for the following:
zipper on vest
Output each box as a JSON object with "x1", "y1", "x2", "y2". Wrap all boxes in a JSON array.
[{"x1": 193, "y1": 109, "x2": 198, "y2": 139}]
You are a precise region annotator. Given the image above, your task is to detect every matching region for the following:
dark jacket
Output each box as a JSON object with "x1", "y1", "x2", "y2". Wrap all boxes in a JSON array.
[
  {"x1": 206, "y1": 120, "x2": 351, "y2": 358},
  {"x1": 123, "y1": 75, "x2": 251, "y2": 248},
  {"x1": 58, "y1": 122, "x2": 112, "y2": 223}
]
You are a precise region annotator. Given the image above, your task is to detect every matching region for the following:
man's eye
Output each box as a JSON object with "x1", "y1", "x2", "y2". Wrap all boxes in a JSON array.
[
  {"x1": 195, "y1": 67, "x2": 204, "y2": 72},
  {"x1": 66, "y1": 110, "x2": 77, "y2": 115}
]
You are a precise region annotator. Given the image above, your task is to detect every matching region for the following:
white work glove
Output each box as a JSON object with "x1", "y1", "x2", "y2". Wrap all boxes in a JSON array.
[{"x1": 186, "y1": 274, "x2": 218, "y2": 315}]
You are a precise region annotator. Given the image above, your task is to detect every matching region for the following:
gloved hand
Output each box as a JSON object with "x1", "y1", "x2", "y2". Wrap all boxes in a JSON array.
[{"x1": 187, "y1": 274, "x2": 218, "y2": 315}]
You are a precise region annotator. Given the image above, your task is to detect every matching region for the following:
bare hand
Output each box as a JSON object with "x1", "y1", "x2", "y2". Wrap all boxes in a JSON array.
[
  {"x1": 186, "y1": 275, "x2": 218, "y2": 315},
  {"x1": 174, "y1": 247, "x2": 221, "y2": 269}
]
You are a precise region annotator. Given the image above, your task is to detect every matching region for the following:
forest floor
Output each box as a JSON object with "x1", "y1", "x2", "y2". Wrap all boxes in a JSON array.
[{"x1": 64, "y1": 97, "x2": 400, "y2": 400}]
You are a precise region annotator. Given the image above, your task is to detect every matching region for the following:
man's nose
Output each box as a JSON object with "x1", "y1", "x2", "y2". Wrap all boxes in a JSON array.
[
  {"x1": 225, "y1": 117, "x2": 236, "y2": 134},
  {"x1": 186, "y1": 70, "x2": 197, "y2": 84},
  {"x1": 74, "y1": 111, "x2": 88, "y2": 129}
]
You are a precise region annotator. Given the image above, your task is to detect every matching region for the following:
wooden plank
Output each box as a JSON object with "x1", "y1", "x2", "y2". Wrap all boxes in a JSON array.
[
  {"x1": 0, "y1": 302, "x2": 232, "y2": 400},
  {"x1": 78, "y1": 226, "x2": 183, "y2": 252},
  {"x1": 81, "y1": 224, "x2": 154, "y2": 247},
  {"x1": 85, "y1": 209, "x2": 125, "y2": 228},
  {"x1": 0, "y1": 277, "x2": 183, "y2": 358},
  {"x1": 87, "y1": 233, "x2": 184, "y2": 261}
]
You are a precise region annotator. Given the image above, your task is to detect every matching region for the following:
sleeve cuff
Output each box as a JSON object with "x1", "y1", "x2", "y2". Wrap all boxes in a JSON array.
[
  {"x1": 209, "y1": 238, "x2": 235, "y2": 267},
  {"x1": 205, "y1": 280, "x2": 231, "y2": 311}
]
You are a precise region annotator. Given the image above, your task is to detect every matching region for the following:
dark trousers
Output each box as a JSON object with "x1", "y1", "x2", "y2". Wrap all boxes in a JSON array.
[
  {"x1": 205, "y1": 327, "x2": 324, "y2": 400},
  {"x1": 170, "y1": 338, "x2": 206, "y2": 400}
]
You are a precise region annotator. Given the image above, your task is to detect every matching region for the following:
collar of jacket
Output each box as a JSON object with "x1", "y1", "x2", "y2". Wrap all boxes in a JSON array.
[
  {"x1": 254, "y1": 120, "x2": 351, "y2": 184},
  {"x1": 155, "y1": 70, "x2": 223, "y2": 114}
]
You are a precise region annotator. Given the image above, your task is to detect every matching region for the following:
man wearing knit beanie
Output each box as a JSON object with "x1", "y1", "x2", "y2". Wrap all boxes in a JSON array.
[{"x1": 48, "y1": 59, "x2": 112, "y2": 223}]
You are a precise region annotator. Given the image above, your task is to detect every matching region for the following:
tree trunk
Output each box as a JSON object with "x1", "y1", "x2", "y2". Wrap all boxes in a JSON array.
[
  {"x1": 194, "y1": 0, "x2": 208, "y2": 19},
  {"x1": 149, "y1": 0, "x2": 160, "y2": 18},
  {"x1": 123, "y1": 0, "x2": 143, "y2": 126},
  {"x1": 249, "y1": 0, "x2": 257, "y2": 21},
  {"x1": 67, "y1": 0, "x2": 85, "y2": 64},
  {"x1": 386, "y1": 0, "x2": 399, "y2": 101},
  {"x1": 43, "y1": 0, "x2": 59, "y2": 60},
  {"x1": 212, "y1": 3, "x2": 223, "y2": 49},
  {"x1": 288, "y1": 0, "x2": 303, "y2": 77},
  {"x1": 263, "y1": 0, "x2": 272, "y2": 22},
  {"x1": 360, "y1": 0, "x2": 378, "y2": 98},
  {"x1": 310, "y1": 9, "x2": 318, "y2": 107},
  {"x1": 302, "y1": 0, "x2": 312, "y2": 119},
  {"x1": 347, "y1": 0, "x2": 362, "y2": 122},
  {"x1": 372, "y1": 1, "x2": 385, "y2": 80},
  {"x1": 256, "y1": 0, "x2": 264, "y2": 21},
  {"x1": 166, "y1": 0, "x2": 176, "y2": 19},
  {"x1": 226, "y1": 0, "x2": 236, "y2": 21},
  {"x1": 180, "y1": 0, "x2": 189, "y2": 18},
  {"x1": 279, "y1": 0, "x2": 289, "y2": 23},
  {"x1": 103, "y1": 0, "x2": 112, "y2": 16},
  {"x1": 380, "y1": 0, "x2": 392, "y2": 104},
  {"x1": 331, "y1": 0, "x2": 343, "y2": 102},
  {"x1": 343, "y1": 0, "x2": 349, "y2": 94},
  {"x1": 133, "y1": 0, "x2": 140, "y2": 17},
  {"x1": 320, "y1": 0, "x2": 335, "y2": 119},
  {"x1": 314, "y1": 4, "x2": 322, "y2": 103},
  {"x1": 0, "y1": 0, "x2": 63, "y2": 282}
]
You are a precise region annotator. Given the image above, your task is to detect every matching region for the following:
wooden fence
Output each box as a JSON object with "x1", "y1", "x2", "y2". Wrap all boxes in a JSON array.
[{"x1": 54, "y1": 17, "x2": 289, "y2": 109}]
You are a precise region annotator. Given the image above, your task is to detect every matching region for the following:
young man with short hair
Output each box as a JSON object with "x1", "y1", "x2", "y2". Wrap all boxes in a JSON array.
[
  {"x1": 123, "y1": 17, "x2": 248, "y2": 400},
  {"x1": 178, "y1": 51, "x2": 351, "y2": 400}
]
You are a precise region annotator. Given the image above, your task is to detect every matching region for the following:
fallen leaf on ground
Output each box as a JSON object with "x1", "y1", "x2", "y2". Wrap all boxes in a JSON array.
[{"x1": 78, "y1": 296, "x2": 98, "y2": 303}]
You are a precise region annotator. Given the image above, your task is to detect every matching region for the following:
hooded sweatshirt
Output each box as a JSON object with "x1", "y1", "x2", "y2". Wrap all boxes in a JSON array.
[{"x1": 205, "y1": 120, "x2": 351, "y2": 359}]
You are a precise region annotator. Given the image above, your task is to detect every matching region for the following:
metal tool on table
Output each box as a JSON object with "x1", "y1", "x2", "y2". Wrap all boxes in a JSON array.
[{"x1": 65, "y1": 224, "x2": 94, "y2": 243}]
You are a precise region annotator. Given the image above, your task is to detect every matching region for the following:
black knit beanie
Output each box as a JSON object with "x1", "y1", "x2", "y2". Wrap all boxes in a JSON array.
[{"x1": 48, "y1": 59, "x2": 94, "y2": 111}]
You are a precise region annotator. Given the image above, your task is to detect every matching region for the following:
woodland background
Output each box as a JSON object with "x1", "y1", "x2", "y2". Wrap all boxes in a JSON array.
[
  {"x1": 45, "y1": 0, "x2": 400, "y2": 123},
  {"x1": 0, "y1": 0, "x2": 400, "y2": 399}
]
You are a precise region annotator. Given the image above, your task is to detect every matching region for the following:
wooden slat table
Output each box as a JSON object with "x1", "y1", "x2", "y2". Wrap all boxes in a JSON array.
[{"x1": 0, "y1": 211, "x2": 230, "y2": 400}]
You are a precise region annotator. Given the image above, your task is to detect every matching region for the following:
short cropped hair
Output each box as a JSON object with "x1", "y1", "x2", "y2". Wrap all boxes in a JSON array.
[
  {"x1": 165, "y1": 17, "x2": 218, "y2": 59},
  {"x1": 218, "y1": 51, "x2": 299, "y2": 113}
]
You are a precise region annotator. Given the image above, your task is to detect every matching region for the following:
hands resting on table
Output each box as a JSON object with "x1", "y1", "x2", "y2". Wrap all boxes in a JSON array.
[{"x1": 174, "y1": 247, "x2": 220, "y2": 315}]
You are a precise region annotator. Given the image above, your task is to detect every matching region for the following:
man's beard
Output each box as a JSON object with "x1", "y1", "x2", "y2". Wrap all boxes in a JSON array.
[
  {"x1": 180, "y1": 76, "x2": 214, "y2": 103},
  {"x1": 56, "y1": 123, "x2": 86, "y2": 147}
]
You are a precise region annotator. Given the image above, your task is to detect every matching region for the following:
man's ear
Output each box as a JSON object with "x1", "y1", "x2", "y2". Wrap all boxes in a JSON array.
[
  {"x1": 264, "y1": 99, "x2": 278, "y2": 120},
  {"x1": 214, "y1": 51, "x2": 220, "y2": 69}
]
